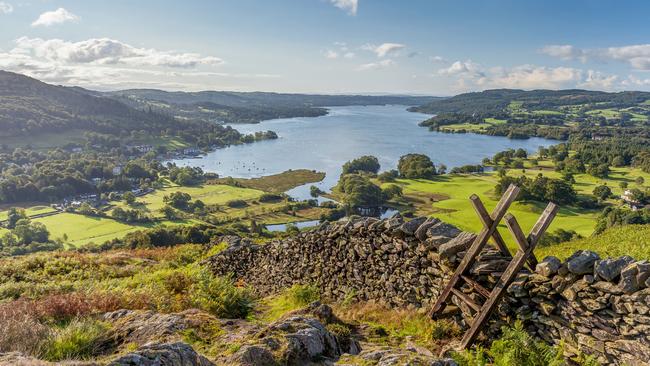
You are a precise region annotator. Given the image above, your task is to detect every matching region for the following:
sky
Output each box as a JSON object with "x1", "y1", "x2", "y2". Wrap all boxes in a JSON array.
[{"x1": 0, "y1": 0, "x2": 649, "y2": 95}]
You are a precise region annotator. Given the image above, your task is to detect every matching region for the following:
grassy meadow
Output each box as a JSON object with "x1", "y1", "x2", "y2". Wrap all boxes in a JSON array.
[{"x1": 385, "y1": 158, "x2": 650, "y2": 254}]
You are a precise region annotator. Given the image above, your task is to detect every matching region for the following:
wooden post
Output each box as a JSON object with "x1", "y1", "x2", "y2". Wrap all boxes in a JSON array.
[
  {"x1": 458, "y1": 202, "x2": 558, "y2": 349},
  {"x1": 428, "y1": 184, "x2": 520, "y2": 317}
]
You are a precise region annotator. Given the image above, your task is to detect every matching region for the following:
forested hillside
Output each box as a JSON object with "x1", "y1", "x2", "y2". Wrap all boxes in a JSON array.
[{"x1": 0, "y1": 71, "x2": 183, "y2": 137}]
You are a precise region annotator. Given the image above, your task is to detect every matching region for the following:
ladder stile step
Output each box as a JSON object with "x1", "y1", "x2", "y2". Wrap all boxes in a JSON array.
[
  {"x1": 426, "y1": 185, "x2": 560, "y2": 351},
  {"x1": 450, "y1": 287, "x2": 481, "y2": 312},
  {"x1": 460, "y1": 275, "x2": 491, "y2": 298}
]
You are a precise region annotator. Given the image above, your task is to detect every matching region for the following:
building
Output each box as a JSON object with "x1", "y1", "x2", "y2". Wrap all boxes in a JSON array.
[{"x1": 112, "y1": 165, "x2": 123, "y2": 176}]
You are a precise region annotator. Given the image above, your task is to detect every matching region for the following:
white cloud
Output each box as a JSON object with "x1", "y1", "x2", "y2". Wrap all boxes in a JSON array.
[
  {"x1": 540, "y1": 45, "x2": 586, "y2": 61},
  {"x1": 0, "y1": 36, "x2": 237, "y2": 90},
  {"x1": 438, "y1": 61, "x2": 592, "y2": 90},
  {"x1": 32, "y1": 8, "x2": 79, "y2": 27},
  {"x1": 438, "y1": 60, "x2": 484, "y2": 78},
  {"x1": 357, "y1": 59, "x2": 395, "y2": 71},
  {"x1": 542, "y1": 43, "x2": 650, "y2": 71},
  {"x1": 430, "y1": 55, "x2": 447, "y2": 64},
  {"x1": 486, "y1": 65, "x2": 583, "y2": 89},
  {"x1": 330, "y1": 0, "x2": 358, "y2": 15},
  {"x1": 0, "y1": 1, "x2": 13, "y2": 14},
  {"x1": 621, "y1": 75, "x2": 650, "y2": 88},
  {"x1": 324, "y1": 50, "x2": 339, "y2": 59},
  {"x1": 578, "y1": 70, "x2": 618, "y2": 90},
  {"x1": 11, "y1": 37, "x2": 223, "y2": 68},
  {"x1": 324, "y1": 42, "x2": 355, "y2": 60},
  {"x1": 362, "y1": 43, "x2": 405, "y2": 58}
]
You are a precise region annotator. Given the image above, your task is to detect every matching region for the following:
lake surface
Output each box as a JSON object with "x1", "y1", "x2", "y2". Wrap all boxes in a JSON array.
[{"x1": 173, "y1": 105, "x2": 555, "y2": 200}]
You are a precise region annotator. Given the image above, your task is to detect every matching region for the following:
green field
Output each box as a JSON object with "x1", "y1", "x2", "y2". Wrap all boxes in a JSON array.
[
  {"x1": 212, "y1": 169, "x2": 325, "y2": 193},
  {"x1": 0, "y1": 205, "x2": 56, "y2": 221},
  {"x1": 116, "y1": 183, "x2": 264, "y2": 218},
  {"x1": 33, "y1": 213, "x2": 147, "y2": 247},
  {"x1": 389, "y1": 175, "x2": 598, "y2": 252},
  {"x1": 538, "y1": 224, "x2": 650, "y2": 260}
]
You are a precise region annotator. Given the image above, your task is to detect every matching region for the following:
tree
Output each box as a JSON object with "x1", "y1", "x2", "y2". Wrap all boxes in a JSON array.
[
  {"x1": 377, "y1": 170, "x2": 399, "y2": 182},
  {"x1": 337, "y1": 174, "x2": 384, "y2": 208},
  {"x1": 310, "y1": 185, "x2": 323, "y2": 197},
  {"x1": 160, "y1": 205, "x2": 179, "y2": 220},
  {"x1": 6, "y1": 207, "x2": 26, "y2": 229},
  {"x1": 342, "y1": 155, "x2": 380, "y2": 175},
  {"x1": 593, "y1": 185, "x2": 612, "y2": 201},
  {"x1": 13, "y1": 219, "x2": 49, "y2": 245},
  {"x1": 382, "y1": 184, "x2": 403, "y2": 200},
  {"x1": 397, "y1": 154, "x2": 436, "y2": 179},
  {"x1": 636, "y1": 176, "x2": 645, "y2": 186},
  {"x1": 123, "y1": 192, "x2": 136, "y2": 205},
  {"x1": 620, "y1": 181, "x2": 629, "y2": 189},
  {"x1": 163, "y1": 191, "x2": 192, "y2": 210}
]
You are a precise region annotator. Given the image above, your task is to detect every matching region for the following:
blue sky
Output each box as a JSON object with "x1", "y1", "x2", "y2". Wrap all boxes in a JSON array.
[{"x1": 1, "y1": 0, "x2": 649, "y2": 94}]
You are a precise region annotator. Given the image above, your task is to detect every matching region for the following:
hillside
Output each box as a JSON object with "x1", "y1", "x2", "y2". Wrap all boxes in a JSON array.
[
  {"x1": 0, "y1": 71, "x2": 182, "y2": 138},
  {"x1": 411, "y1": 89, "x2": 650, "y2": 115},
  {"x1": 108, "y1": 89, "x2": 439, "y2": 124}
]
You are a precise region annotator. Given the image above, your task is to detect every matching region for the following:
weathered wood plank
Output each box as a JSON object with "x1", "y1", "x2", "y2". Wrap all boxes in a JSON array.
[
  {"x1": 460, "y1": 275, "x2": 491, "y2": 298},
  {"x1": 428, "y1": 184, "x2": 520, "y2": 318},
  {"x1": 451, "y1": 287, "x2": 481, "y2": 312},
  {"x1": 459, "y1": 202, "x2": 558, "y2": 349},
  {"x1": 470, "y1": 195, "x2": 511, "y2": 258}
]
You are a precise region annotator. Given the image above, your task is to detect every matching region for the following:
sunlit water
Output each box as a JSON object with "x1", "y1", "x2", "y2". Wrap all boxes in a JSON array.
[{"x1": 173, "y1": 105, "x2": 555, "y2": 201}]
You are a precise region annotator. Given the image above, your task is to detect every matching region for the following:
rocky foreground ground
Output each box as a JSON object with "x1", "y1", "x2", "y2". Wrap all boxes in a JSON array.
[{"x1": 0, "y1": 302, "x2": 456, "y2": 366}]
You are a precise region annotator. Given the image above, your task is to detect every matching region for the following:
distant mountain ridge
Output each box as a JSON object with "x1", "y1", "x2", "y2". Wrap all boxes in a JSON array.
[
  {"x1": 411, "y1": 88, "x2": 650, "y2": 114},
  {"x1": 107, "y1": 89, "x2": 438, "y2": 108},
  {"x1": 0, "y1": 70, "x2": 180, "y2": 137}
]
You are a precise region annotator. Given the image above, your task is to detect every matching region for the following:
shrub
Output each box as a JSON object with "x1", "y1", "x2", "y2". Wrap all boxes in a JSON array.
[
  {"x1": 189, "y1": 269, "x2": 254, "y2": 319},
  {"x1": 398, "y1": 154, "x2": 436, "y2": 179},
  {"x1": 342, "y1": 155, "x2": 380, "y2": 175},
  {"x1": 42, "y1": 319, "x2": 110, "y2": 361},
  {"x1": 453, "y1": 321, "x2": 564, "y2": 366},
  {"x1": 0, "y1": 305, "x2": 49, "y2": 356},
  {"x1": 259, "y1": 193, "x2": 284, "y2": 203},
  {"x1": 226, "y1": 199, "x2": 248, "y2": 208},
  {"x1": 287, "y1": 284, "x2": 320, "y2": 306}
]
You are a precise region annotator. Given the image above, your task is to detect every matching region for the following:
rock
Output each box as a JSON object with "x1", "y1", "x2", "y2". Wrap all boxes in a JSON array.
[
  {"x1": 414, "y1": 217, "x2": 440, "y2": 241},
  {"x1": 103, "y1": 310, "x2": 189, "y2": 345},
  {"x1": 439, "y1": 232, "x2": 476, "y2": 260},
  {"x1": 229, "y1": 345, "x2": 276, "y2": 366},
  {"x1": 536, "y1": 256, "x2": 561, "y2": 277},
  {"x1": 619, "y1": 261, "x2": 650, "y2": 293},
  {"x1": 400, "y1": 216, "x2": 427, "y2": 236},
  {"x1": 566, "y1": 250, "x2": 600, "y2": 275},
  {"x1": 109, "y1": 342, "x2": 214, "y2": 366},
  {"x1": 0, "y1": 353, "x2": 50, "y2": 366},
  {"x1": 426, "y1": 222, "x2": 462, "y2": 239},
  {"x1": 594, "y1": 256, "x2": 634, "y2": 282}
]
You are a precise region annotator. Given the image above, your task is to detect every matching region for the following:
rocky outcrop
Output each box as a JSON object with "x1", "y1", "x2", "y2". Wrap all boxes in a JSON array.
[
  {"x1": 109, "y1": 343, "x2": 214, "y2": 366},
  {"x1": 228, "y1": 303, "x2": 360, "y2": 365},
  {"x1": 206, "y1": 215, "x2": 650, "y2": 365}
]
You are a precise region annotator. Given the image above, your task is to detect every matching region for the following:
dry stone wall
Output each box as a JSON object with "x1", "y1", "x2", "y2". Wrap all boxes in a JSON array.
[{"x1": 205, "y1": 215, "x2": 650, "y2": 365}]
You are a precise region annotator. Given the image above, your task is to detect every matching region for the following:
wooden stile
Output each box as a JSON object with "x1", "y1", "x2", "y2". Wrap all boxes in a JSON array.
[{"x1": 428, "y1": 185, "x2": 559, "y2": 350}]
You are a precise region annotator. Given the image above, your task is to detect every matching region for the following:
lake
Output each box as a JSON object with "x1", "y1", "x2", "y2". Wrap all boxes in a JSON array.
[{"x1": 173, "y1": 105, "x2": 555, "y2": 200}]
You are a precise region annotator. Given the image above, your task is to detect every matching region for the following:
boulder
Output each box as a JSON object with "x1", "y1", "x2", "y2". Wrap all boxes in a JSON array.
[
  {"x1": 108, "y1": 342, "x2": 214, "y2": 366},
  {"x1": 229, "y1": 345, "x2": 276, "y2": 366},
  {"x1": 594, "y1": 256, "x2": 635, "y2": 282},
  {"x1": 566, "y1": 250, "x2": 600, "y2": 275},
  {"x1": 399, "y1": 216, "x2": 427, "y2": 236},
  {"x1": 536, "y1": 256, "x2": 562, "y2": 277},
  {"x1": 426, "y1": 222, "x2": 462, "y2": 239},
  {"x1": 414, "y1": 217, "x2": 441, "y2": 241},
  {"x1": 619, "y1": 261, "x2": 650, "y2": 294},
  {"x1": 439, "y1": 232, "x2": 476, "y2": 260}
]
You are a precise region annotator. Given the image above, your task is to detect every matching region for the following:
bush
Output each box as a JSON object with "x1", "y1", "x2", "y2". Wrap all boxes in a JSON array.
[
  {"x1": 189, "y1": 269, "x2": 254, "y2": 319},
  {"x1": 453, "y1": 321, "x2": 564, "y2": 366},
  {"x1": 377, "y1": 170, "x2": 399, "y2": 182},
  {"x1": 398, "y1": 154, "x2": 436, "y2": 179},
  {"x1": 259, "y1": 193, "x2": 284, "y2": 203},
  {"x1": 226, "y1": 199, "x2": 248, "y2": 208},
  {"x1": 342, "y1": 155, "x2": 381, "y2": 175},
  {"x1": 0, "y1": 305, "x2": 49, "y2": 356},
  {"x1": 42, "y1": 319, "x2": 110, "y2": 361}
]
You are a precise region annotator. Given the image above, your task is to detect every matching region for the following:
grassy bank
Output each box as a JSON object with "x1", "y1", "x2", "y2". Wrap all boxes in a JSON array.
[{"x1": 211, "y1": 169, "x2": 325, "y2": 193}]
